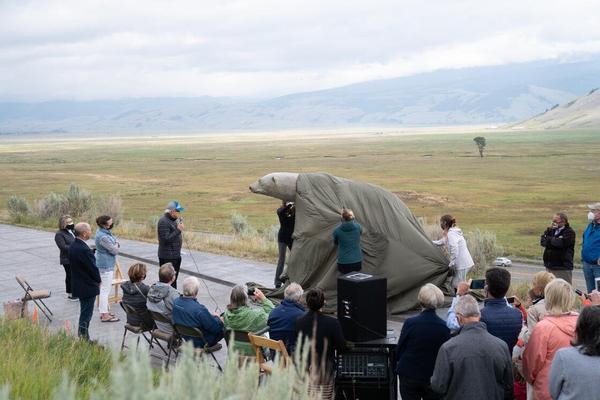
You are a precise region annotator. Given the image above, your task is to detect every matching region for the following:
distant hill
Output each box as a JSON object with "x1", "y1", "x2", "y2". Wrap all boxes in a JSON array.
[
  {"x1": 1, "y1": 56, "x2": 600, "y2": 135},
  {"x1": 513, "y1": 88, "x2": 600, "y2": 129}
]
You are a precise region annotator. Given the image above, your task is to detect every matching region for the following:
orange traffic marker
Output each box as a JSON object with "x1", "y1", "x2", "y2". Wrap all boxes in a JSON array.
[{"x1": 31, "y1": 306, "x2": 39, "y2": 324}]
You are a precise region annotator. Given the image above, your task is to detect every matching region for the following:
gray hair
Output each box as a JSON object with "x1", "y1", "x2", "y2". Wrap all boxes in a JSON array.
[
  {"x1": 454, "y1": 295, "x2": 480, "y2": 318},
  {"x1": 74, "y1": 222, "x2": 91, "y2": 238},
  {"x1": 417, "y1": 283, "x2": 445, "y2": 310},
  {"x1": 181, "y1": 276, "x2": 199, "y2": 297},
  {"x1": 556, "y1": 212, "x2": 569, "y2": 224},
  {"x1": 284, "y1": 282, "x2": 304, "y2": 302},
  {"x1": 58, "y1": 214, "x2": 72, "y2": 230},
  {"x1": 228, "y1": 285, "x2": 249, "y2": 311}
]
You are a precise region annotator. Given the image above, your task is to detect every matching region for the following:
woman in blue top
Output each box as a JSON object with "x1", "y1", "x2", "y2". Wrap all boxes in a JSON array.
[
  {"x1": 95, "y1": 215, "x2": 120, "y2": 322},
  {"x1": 333, "y1": 208, "x2": 363, "y2": 274}
]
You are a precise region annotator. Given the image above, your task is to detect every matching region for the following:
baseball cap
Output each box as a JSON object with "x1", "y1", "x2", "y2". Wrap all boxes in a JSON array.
[
  {"x1": 166, "y1": 200, "x2": 185, "y2": 212},
  {"x1": 587, "y1": 202, "x2": 600, "y2": 211}
]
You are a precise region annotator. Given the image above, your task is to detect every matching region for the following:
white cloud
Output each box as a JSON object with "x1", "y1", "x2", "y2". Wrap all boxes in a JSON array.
[{"x1": 1, "y1": 0, "x2": 600, "y2": 100}]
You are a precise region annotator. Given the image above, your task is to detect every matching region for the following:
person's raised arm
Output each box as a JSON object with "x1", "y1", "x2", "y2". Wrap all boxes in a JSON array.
[{"x1": 157, "y1": 218, "x2": 181, "y2": 241}]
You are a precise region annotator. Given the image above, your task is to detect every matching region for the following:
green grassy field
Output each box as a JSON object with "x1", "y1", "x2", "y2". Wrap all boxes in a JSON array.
[{"x1": 0, "y1": 128, "x2": 597, "y2": 261}]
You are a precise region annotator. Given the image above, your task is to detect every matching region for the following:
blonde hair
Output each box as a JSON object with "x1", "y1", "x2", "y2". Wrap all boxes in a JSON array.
[
  {"x1": 58, "y1": 214, "x2": 72, "y2": 230},
  {"x1": 532, "y1": 271, "x2": 555, "y2": 296},
  {"x1": 418, "y1": 283, "x2": 445, "y2": 310},
  {"x1": 544, "y1": 279, "x2": 575, "y2": 315}
]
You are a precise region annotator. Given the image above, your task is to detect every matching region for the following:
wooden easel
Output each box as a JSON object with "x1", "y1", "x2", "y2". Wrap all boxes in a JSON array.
[{"x1": 96, "y1": 258, "x2": 129, "y2": 306}]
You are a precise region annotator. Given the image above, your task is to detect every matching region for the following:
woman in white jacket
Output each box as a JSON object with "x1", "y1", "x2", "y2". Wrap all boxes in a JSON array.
[{"x1": 432, "y1": 215, "x2": 474, "y2": 290}]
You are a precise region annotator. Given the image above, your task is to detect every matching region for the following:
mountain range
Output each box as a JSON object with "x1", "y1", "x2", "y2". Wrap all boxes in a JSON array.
[
  {"x1": 1, "y1": 56, "x2": 600, "y2": 135},
  {"x1": 515, "y1": 87, "x2": 600, "y2": 130}
]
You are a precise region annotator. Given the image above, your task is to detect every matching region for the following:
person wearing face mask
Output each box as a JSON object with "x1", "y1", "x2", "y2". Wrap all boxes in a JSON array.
[
  {"x1": 69, "y1": 222, "x2": 101, "y2": 340},
  {"x1": 431, "y1": 294, "x2": 514, "y2": 400},
  {"x1": 55, "y1": 214, "x2": 78, "y2": 300},
  {"x1": 582, "y1": 203, "x2": 600, "y2": 293},
  {"x1": 95, "y1": 215, "x2": 120, "y2": 322},
  {"x1": 540, "y1": 212, "x2": 576, "y2": 283}
]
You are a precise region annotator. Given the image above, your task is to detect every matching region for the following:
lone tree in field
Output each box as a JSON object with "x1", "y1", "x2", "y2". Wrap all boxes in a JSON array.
[{"x1": 473, "y1": 136, "x2": 486, "y2": 158}]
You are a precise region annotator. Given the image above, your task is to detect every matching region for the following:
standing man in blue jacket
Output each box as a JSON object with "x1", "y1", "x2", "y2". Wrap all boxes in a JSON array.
[
  {"x1": 158, "y1": 200, "x2": 185, "y2": 289},
  {"x1": 69, "y1": 222, "x2": 101, "y2": 340},
  {"x1": 582, "y1": 203, "x2": 600, "y2": 293},
  {"x1": 480, "y1": 267, "x2": 522, "y2": 353}
]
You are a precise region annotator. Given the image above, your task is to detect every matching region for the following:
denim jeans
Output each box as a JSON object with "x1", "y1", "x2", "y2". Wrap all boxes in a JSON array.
[
  {"x1": 78, "y1": 296, "x2": 96, "y2": 340},
  {"x1": 582, "y1": 261, "x2": 600, "y2": 293}
]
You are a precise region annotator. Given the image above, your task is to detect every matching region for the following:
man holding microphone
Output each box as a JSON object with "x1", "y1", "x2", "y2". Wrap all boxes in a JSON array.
[{"x1": 158, "y1": 200, "x2": 185, "y2": 289}]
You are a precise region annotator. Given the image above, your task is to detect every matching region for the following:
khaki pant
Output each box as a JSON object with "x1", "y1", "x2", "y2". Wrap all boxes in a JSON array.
[{"x1": 546, "y1": 268, "x2": 572, "y2": 284}]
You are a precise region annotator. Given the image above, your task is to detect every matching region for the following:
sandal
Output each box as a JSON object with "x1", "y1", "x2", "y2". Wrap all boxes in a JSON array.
[{"x1": 101, "y1": 316, "x2": 120, "y2": 322}]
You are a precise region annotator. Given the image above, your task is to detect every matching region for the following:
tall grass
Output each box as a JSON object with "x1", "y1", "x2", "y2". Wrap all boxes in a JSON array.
[
  {"x1": 0, "y1": 319, "x2": 112, "y2": 399},
  {"x1": 0, "y1": 318, "x2": 321, "y2": 400},
  {"x1": 6, "y1": 184, "x2": 122, "y2": 229}
]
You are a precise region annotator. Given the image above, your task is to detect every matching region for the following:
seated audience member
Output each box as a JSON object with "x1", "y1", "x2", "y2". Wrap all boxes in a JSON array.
[
  {"x1": 431, "y1": 295, "x2": 514, "y2": 400},
  {"x1": 522, "y1": 279, "x2": 578, "y2": 400},
  {"x1": 296, "y1": 288, "x2": 347, "y2": 377},
  {"x1": 172, "y1": 276, "x2": 224, "y2": 348},
  {"x1": 121, "y1": 262, "x2": 154, "y2": 328},
  {"x1": 395, "y1": 283, "x2": 450, "y2": 400},
  {"x1": 549, "y1": 305, "x2": 600, "y2": 399},
  {"x1": 480, "y1": 267, "x2": 523, "y2": 353},
  {"x1": 146, "y1": 263, "x2": 180, "y2": 334},
  {"x1": 223, "y1": 285, "x2": 274, "y2": 356},
  {"x1": 268, "y1": 282, "x2": 305, "y2": 354}
]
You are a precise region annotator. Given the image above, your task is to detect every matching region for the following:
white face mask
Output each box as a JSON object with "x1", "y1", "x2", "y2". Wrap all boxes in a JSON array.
[{"x1": 589, "y1": 211, "x2": 596, "y2": 222}]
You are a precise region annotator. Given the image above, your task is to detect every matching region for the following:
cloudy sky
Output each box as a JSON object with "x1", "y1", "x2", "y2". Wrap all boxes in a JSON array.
[{"x1": 2, "y1": 0, "x2": 600, "y2": 101}]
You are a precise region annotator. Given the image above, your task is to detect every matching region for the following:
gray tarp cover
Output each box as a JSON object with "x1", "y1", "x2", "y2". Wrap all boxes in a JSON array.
[{"x1": 283, "y1": 173, "x2": 451, "y2": 315}]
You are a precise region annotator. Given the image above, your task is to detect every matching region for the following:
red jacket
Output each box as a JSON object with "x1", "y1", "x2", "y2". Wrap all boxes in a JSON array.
[{"x1": 522, "y1": 313, "x2": 578, "y2": 400}]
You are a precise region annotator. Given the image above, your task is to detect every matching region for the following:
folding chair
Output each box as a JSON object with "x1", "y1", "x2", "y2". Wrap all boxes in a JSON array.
[
  {"x1": 119, "y1": 302, "x2": 154, "y2": 352},
  {"x1": 224, "y1": 327, "x2": 269, "y2": 366},
  {"x1": 15, "y1": 275, "x2": 53, "y2": 322},
  {"x1": 148, "y1": 310, "x2": 180, "y2": 366},
  {"x1": 248, "y1": 333, "x2": 291, "y2": 376},
  {"x1": 174, "y1": 324, "x2": 223, "y2": 372}
]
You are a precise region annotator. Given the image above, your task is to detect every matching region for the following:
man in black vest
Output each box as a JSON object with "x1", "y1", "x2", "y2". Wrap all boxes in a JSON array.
[
  {"x1": 540, "y1": 212, "x2": 576, "y2": 283},
  {"x1": 157, "y1": 200, "x2": 185, "y2": 289},
  {"x1": 69, "y1": 222, "x2": 101, "y2": 340}
]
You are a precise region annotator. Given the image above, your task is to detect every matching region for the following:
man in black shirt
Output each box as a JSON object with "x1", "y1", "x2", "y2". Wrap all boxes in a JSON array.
[
  {"x1": 540, "y1": 212, "x2": 576, "y2": 283},
  {"x1": 275, "y1": 201, "x2": 295, "y2": 288},
  {"x1": 157, "y1": 200, "x2": 185, "y2": 288}
]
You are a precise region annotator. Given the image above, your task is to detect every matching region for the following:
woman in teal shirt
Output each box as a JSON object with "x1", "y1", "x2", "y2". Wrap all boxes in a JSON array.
[{"x1": 333, "y1": 208, "x2": 363, "y2": 274}]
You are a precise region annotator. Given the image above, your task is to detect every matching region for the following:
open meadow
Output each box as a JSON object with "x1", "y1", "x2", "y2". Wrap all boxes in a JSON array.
[{"x1": 0, "y1": 128, "x2": 597, "y2": 261}]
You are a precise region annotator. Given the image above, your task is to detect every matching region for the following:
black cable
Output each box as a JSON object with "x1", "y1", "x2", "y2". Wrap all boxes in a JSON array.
[{"x1": 182, "y1": 233, "x2": 222, "y2": 313}]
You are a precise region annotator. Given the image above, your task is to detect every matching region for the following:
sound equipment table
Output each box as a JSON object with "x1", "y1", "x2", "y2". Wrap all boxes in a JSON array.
[{"x1": 335, "y1": 332, "x2": 398, "y2": 400}]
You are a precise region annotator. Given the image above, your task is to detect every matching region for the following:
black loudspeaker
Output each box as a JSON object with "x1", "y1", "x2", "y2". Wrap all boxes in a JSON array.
[{"x1": 337, "y1": 273, "x2": 387, "y2": 342}]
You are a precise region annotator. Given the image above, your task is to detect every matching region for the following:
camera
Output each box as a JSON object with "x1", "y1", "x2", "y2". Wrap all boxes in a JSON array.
[{"x1": 247, "y1": 287, "x2": 256, "y2": 296}]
